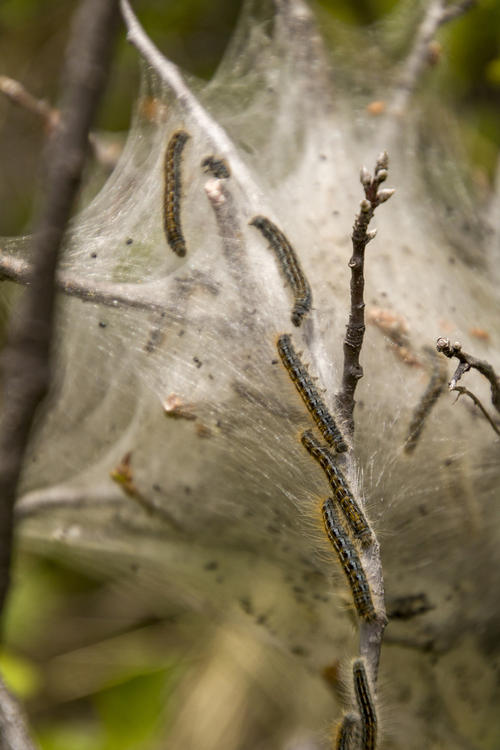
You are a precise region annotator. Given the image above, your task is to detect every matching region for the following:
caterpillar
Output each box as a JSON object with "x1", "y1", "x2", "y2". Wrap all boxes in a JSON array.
[
  {"x1": 251, "y1": 216, "x2": 312, "y2": 327},
  {"x1": 335, "y1": 713, "x2": 359, "y2": 750},
  {"x1": 404, "y1": 351, "x2": 448, "y2": 454},
  {"x1": 276, "y1": 334, "x2": 348, "y2": 452},
  {"x1": 201, "y1": 155, "x2": 231, "y2": 179},
  {"x1": 321, "y1": 499, "x2": 376, "y2": 622},
  {"x1": 164, "y1": 129, "x2": 190, "y2": 257},
  {"x1": 352, "y1": 658, "x2": 378, "y2": 750},
  {"x1": 302, "y1": 430, "x2": 372, "y2": 546}
]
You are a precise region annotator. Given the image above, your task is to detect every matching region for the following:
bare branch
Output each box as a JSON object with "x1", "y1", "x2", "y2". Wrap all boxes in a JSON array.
[
  {"x1": 0, "y1": 250, "x2": 166, "y2": 313},
  {"x1": 0, "y1": 75, "x2": 121, "y2": 170},
  {"x1": 436, "y1": 337, "x2": 500, "y2": 413},
  {"x1": 0, "y1": 0, "x2": 119, "y2": 624},
  {"x1": 0, "y1": 675, "x2": 39, "y2": 750},
  {"x1": 336, "y1": 152, "x2": 394, "y2": 435},
  {"x1": 0, "y1": 75, "x2": 57, "y2": 130},
  {"x1": 388, "y1": 0, "x2": 477, "y2": 119},
  {"x1": 120, "y1": 0, "x2": 262, "y2": 208},
  {"x1": 451, "y1": 386, "x2": 500, "y2": 437}
]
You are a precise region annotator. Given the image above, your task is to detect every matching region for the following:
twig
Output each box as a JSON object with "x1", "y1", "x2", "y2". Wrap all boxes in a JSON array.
[
  {"x1": 404, "y1": 349, "x2": 448, "y2": 454},
  {"x1": 336, "y1": 153, "x2": 394, "y2": 435},
  {"x1": 0, "y1": 75, "x2": 121, "y2": 169},
  {"x1": 451, "y1": 386, "x2": 500, "y2": 437},
  {"x1": 436, "y1": 337, "x2": 500, "y2": 413},
  {"x1": 14, "y1": 485, "x2": 122, "y2": 522},
  {"x1": 0, "y1": 76, "x2": 58, "y2": 130},
  {"x1": 120, "y1": 0, "x2": 262, "y2": 209},
  {"x1": 0, "y1": 675, "x2": 39, "y2": 750},
  {"x1": 387, "y1": 0, "x2": 477, "y2": 119},
  {"x1": 0, "y1": 0, "x2": 119, "y2": 625},
  {"x1": 0, "y1": 250, "x2": 220, "y2": 314}
]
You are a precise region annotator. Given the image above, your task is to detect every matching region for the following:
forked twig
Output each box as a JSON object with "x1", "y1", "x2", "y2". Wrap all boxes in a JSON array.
[
  {"x1": 436, "y1": 336, "x2": 500, "y2": 413},
  {"x1": 336, "y1": 153, "x2": 395, "y2": 435}
]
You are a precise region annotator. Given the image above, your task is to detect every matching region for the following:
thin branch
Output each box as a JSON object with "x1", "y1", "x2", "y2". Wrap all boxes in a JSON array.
[
  {"x1": 387, "y1": 0, "x2": 477, "y2": 119},
  {"x1": 14, "y1": 485, "x2": 122, "y2": 522},
  {"x1": 0, "y1": 0, "x2": 119, "y2": 626},
  {"x1": 436, "y1": 337, "x2": 500, "y2": 413},
  {"x1": 336, "y1": 153, "x2": 395, "y2": 435},
  {"x1": 120, "y1": 0, "x2": 262, "y2": 209},
  {"x1": 0, "y1": 250, "x2": 167, "y2": 313},
  {"x1": 0, "y1": 75, "x2": 58, "y2": 131},
  {"x1": 0, "y1": 675, "x2": 39, "y2": 750},
  {"x1": 0, "y1": 75, "x2": 121, "y2": 169},
  {"x1": 451, "y1": 386, "x2": 500, "y2": 437}
]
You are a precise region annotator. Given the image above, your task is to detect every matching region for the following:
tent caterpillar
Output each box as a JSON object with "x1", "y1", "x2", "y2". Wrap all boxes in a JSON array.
[
  {"x1": 251, "y1": 216, "x2": 312, "y2": 327},
  {"x1": 322, "y1": 499, "x2": 376, "y2": 622},
  {"x1": 276, "y1": 334, "x2": 348, "y2": 452},
  {"x1": 353, "y1": 658, "x2": 378, "y2": 750},
  {"x1": 164, "y1": 129, "x2": 190, "y2": 257},
  {"x1": 335, "y1": 712, "x2": 359, "y2": 750},
  {"x1": 201, "y1": 155, "x2": 231, "y2": 179},
  {"x1": 302, "y1": 430, "x2": 372, "y2": 546}
]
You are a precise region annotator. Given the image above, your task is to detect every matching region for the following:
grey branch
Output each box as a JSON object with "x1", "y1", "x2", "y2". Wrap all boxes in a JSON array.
[
  {"x1": 0, "y1": 0, "x2": 119, "y2": 622},
  {"x1": 388, "y1": 0, "x2": 476, "y2": 119},
  {"x1": 436, "y1": 337, "x2": 500, "y2": 413},
  {"x1": 336, "y1": 152, "x2": 394, "y2": 435},
  {"x1": 0, "y1": 676, "x2": 39, "y2": 750},
  {"x1": 120, "y1": 0, "x2": 262, "y2": 209}
]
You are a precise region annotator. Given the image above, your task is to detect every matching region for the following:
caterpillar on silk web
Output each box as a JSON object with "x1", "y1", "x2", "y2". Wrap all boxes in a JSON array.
[
  {"x1": 164, "y1": 129, "x2": 190, "y2": 257},
  {"x1": 276, "y1": 334, "x2": 348, "y2": 452},
  {"x1": 321, "y1": 499, "x2": 376, "y2": 622},
  {"x1": 352, "y1": 658, "x2": 378, "y2": 750},
  {"x1": 201, "y1": 155, "x2": 231, "y2": 179},
  {"x1": 250, "y1": 216, "x2": 312, "y2": 327},
  {"x1": 334, "y1": 712, "x2": 359, "y2": 750},
  {"x1": 301, "y1": 430, "x2": 372, "y2": 546}
]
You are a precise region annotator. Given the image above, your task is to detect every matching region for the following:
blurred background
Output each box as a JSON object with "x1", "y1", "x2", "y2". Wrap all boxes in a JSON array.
[{"x1": 0, "y1": 1, "x2": 499, "y2": 749}]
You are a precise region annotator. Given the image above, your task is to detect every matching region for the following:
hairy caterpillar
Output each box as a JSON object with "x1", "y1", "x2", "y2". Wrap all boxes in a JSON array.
[
  {"x1": 335, "y1": 712, "x2": 359, "y2": 750},
  {"x1": 251, "y1": 216, "x2": 312, "y2": 327},
  {"x1": 352, "y1": 658, "x2": 378, "y2": 750},
  {"x1": 321, "y1": 499, "x2": 376, "y2": 622},
  {"x1": 164, "y1": 129, "x2": 190, "y2": 257},
  {"x1": 276, "y1": 334, "x2": 348, "y2": 452},
  {"x1": 201, "y1": 155, "x2": 231, "y2": 179},
  {"x1": 302, "y1": 430, "x2": 372, "y2": 546}
]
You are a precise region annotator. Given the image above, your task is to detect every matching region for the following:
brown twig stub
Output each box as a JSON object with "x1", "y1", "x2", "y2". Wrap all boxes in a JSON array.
[
  {"x1": 336, "y1": 153, "x2": 394, "y2": 435},
  {"x1": 436, "y1": 336, "x2": 500, "y2": 413},
  {"x1": 0, "y1": 0, "x2": 119, "y2": 626}
]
